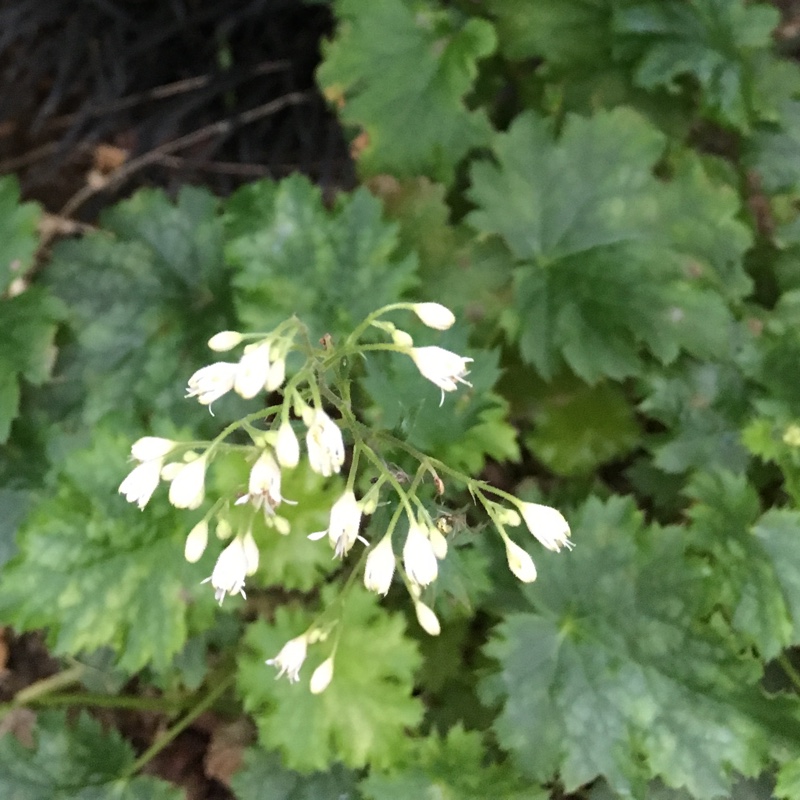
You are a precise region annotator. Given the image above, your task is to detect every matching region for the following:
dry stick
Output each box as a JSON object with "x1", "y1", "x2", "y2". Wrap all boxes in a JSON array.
[{"x1": 59, "y1": 91, "x2": 310, "y2": 218}]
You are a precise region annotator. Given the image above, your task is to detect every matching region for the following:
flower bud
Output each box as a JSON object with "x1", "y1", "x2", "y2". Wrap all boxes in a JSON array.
[
  {"x1": 207, "y1": 331, "x2": 244, "y2": 352},
  {"x1": 413, "y1": 302, "x2": 456, "y2": 330},
  {"x1": 428, "y1": 526, "x2": 448, "y2": 560},
  {"x1": 504, "y1": 538, "x2": 537, "y2": 583},
  {"x1": 392, "y1": 329, "x2": 414, "y2": 348},
  {"x1": 234, "y1": 342, "x2": 271, "y2": 399},
  {"x1": 403, "y1": 522, "x2": 438, "y2": 587},
  {"x1": 184, "y1": 520, "x2": 209, "y2": 563},
  {"x1": 414, "y1": 601, "x2": 441, "y2": 636},
  {"x1": 275, "y1": 421, "x2": 300, "y2": 468},
  {"x1": 310, "y1": 657, "x2": 335, "y2": 694},
  {"x1": 130, "y1": 436, "x2": 176, "y2": 462},
  {"x1": 364, "y1": 535, "x2": 395, "y2": 595},
  {"x1": 168, "y1": 456, "x2": 207, "y2": 510}
]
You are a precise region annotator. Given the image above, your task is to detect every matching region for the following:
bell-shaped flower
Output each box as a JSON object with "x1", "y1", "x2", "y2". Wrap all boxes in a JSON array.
[
  {"x1": 202, "y1": 535, "x2": 250, "y2": 604},
  {"x1": 247, "y1": 450, "x2": 283, "y2": 509},
  {"x1": 186, "y1": 362, "x2": 238, "y2": 406},
  {"x1": 234, "y1": 342, "x2": 271, "y2": 399},
  {"x1": 517, "y1": 502, "x2": 573, "y2": 552},
  {"x1": 305, "y1": 409, "x2": 345, "y2": 477},
  {"x1": 119, "y1": 460, "x2": 162, "y2": 510},
  {"x1": 309, "y1": 490, "x2": 363, "y2": 558},
  {"x1": 168, "y1": 456, "x2": 207, "y2": 510},
  {"x1": 413, "y1": 302, "x2": 456, "y2": 330},
  {"x1": 403, "y1": 521, "x2": 438, "y2": 587},
  {"x1": 266, "y1": 634, "x2": 308, "y2": 683},
  {"x1": 408, "y1": 346, "x2": 473, "y2": 404},
  {"x1": 275, "y1": 420, "x2": 300, "y2": 468},
  {"x1": 208, "y1": 330, "x2": 244, "y2": 352},
  {"x1": 414, "y1": 601, "x2": 441, "y2": 636},
  {"x1": 504, "y1": 538, "x2": 537, "y2": 583},
  {"x1": 363, "y1": 535, "x2": 395, "y2": 595},
  {"x1": 184, "y1": 520, "x2": 209, "y2": 563},
  {"x1": 309, "y1": 657, "x2": 335, "y2": 694}
]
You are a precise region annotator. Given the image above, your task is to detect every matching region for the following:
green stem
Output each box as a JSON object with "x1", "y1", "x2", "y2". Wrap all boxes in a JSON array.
[
  {"x1": 121, "y1": 673, "x2": 235, "y2": 779},
  {"x1": 0, "y1": 664, "x2": 87, "y2": 718},
  {"x1": 780, "y1": 653, "x2": 800, "y2": 693},
  {"x1": 28, "y1": 693, "x2": 188, "y2": 713}
]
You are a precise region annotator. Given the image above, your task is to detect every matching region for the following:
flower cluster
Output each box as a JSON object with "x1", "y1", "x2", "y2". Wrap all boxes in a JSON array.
[{"x1": 118, "y1": 301, "x2": 573, "y2": 692}]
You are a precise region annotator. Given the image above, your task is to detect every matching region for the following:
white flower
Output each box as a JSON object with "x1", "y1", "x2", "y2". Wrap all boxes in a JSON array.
[
  {"x1": 427, "y1": 526, "x2": 448, "y2": 560},
  {"x1": 364, "y1": 535, "x2": 395, "y2": 595},
  {"x1": 247, "y1": 450, "x2": 283, "y2": 508},
  {"x1": 414, "y1": 601, "x2": 441, "y2": 636},
  {"x1": 310, "y1": 657, "x2": 335, "y2": 694},
  {"x1": 266, "y1": 635, "x2": 308, "y2": 683},
  {"x1": 305, "y1": 409, "x2": 345, "y2": 477},
  {"x1": 266, "y1": 357, "x2": 286, "y2": 392},
  {"x1": 241, "y1": 529, "x2": 260, "y2": 576},
  {"x1": 202, "y1": 535, "x2": 250, "y2": 604},
  {"x1": 518, "y1": 502, "x2": 573, "y2": 552},
  {"x1": 403, "y1": 521, "x2": 438, "y2": 587},
  {"x1": 208, "y1": 330, "x2": 244, "y2": 352},
  {"x1": 408, "y1": 346, "x2": 473, "y2": 404},
  {"x1": 309, "y1": 490, "x2": 363, "y2": 558},
  {"x1": 186, "y1": 362, "x2": 238, "y2": 405},
  {"x1": 184, "y1": 520, "x2": 209, "y2": 563},
  {"x1": 413, "y1": 302, "x2": 456, "y2": 330},
  {"x1": 504, "y1": 538, "x2": 537, "y2": 583},
  {"x1": 275, "y1": 421, "x2": 300, "y2": 468},
  {"x1": 130, "y1": 436, "x2": 176, "y2": 462},
  {"x1": 168, "y1": 456, "x2": 207, "y2": 509},
  {"x1": 119, "y1": 460, "x2": 162, "y2": 510},
  {"x1": 392, "y1": 329, "x2": 414, "y2": 348},
  {"x1": 234, "y1": 342, "x2": 271, "y2": 399}
]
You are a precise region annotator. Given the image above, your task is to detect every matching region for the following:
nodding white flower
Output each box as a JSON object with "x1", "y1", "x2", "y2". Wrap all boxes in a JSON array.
[
  {"x1": 234, "y1": 342, "x2": 271, "y2": 399},
  {"x1": 427, "y1": 526, "x2": 448, "y2": 560},
  {"x1": 275, "y1": 421, "x2": 300, "y2": 468},
  {"x1": 364, "y1": 535, "x2": 395, "y2": 595},
  {"x1": 504, "y1": 538, "x2": 537, "y2": 583},
  {"x1": 184, "y1": 520, "x2": 209, "y2": 563},
  {"x1": 310, "y1": 657, "x2": 335, "y2": 694},
  {"x1": 403, "y1": 522, "x2": 438, "y2": 587},
  {"x1": 241, "y1": 529, "x2": 260, "y2": 576},
  {"x1": 305, "y1": 409, "x2": 345, "y2": 477},
  {"x1": 208, "y1": 330, "x2": 244, "y2": 352},
  {"x1": 414, "y1": 601, "x2": 441, "y2": 636},
  {"x1": 408, "y1": 346, "x2": 473, "y2": 404},
  {"x1": 413, "y1": 302, "x2": 456, "y2": 330},
  {"x1": 119, "y1": 460, "x2": 162, "y2": 510},
  {"x1": 130, "y1": 436, "x2": 176, "y2": 462},
  {"x1": 266, "y1": 357, "x2": 286, "y2": 392},
  {"x1": 517, "y1": 502, "x2": 573, "y2": 552},
  {"x1": 168, "y1": 456, "x2": 208, "y2": 510},
  {"x1": 308, "y1": 490, "x2": 364, "y2": 558},
  {"x1": 266, "y1": 635, "x2": 308, "y2": 683},
  {"x1": 186, "y1": 362, "x2": 238, "y2": 405},
  {"x1": 202, "y1": 535, "x2": 251, "y2": 604},
  {"x1": 247, "y1": 450, "x2": 283, "y2": 509}
]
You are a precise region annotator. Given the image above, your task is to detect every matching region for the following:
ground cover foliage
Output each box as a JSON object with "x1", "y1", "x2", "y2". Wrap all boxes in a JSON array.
[{"x1": 5, "y1": 0, "x2": 800, "y2": 797}]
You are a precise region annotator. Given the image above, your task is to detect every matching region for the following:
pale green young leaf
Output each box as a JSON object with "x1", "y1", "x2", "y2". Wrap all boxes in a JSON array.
[
  {"x1": 238, "y1": 589, "x2": 422, "y2": 771},
  {"x1": 318, "y1": 0, "x2": 495, "y2": 181},
  {"x1": 361, "y1": 726, "x2": 539, "y2": 800},
  {"x1": 0, "y1": 429, "x2": 196, "y2": 672},
  {"x1": 468, "y1": 109, "x2": 735, "y2": 381},
  {"x1": 482, "y1": 496, "x2": 775, "y2": 798},
  {"x1": 0, "y1": 711, "x2": 181, "y2": 799},
  {"x1": 225, "y1": 175, "x2": 417, "y2": 338}
]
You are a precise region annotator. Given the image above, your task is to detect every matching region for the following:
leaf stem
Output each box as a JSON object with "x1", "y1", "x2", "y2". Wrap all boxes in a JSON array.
[{"x1": 0, "y1": 664, "x2": 87, "y2": 718}]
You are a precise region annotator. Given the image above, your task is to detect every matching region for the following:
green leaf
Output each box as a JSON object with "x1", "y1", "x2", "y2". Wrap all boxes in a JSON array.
[
  {"x1": 482, "y1": 495, "x2": 775, "y2": 798},
  {"x1": 746, "y1": 101, "x2": 800, "y2": 194},
  {"x1": 318, "y1": 0, "x2": 495, "y2": 181},
  {"x1": 238, "y1": 588, "x2": 422, "y2": 771},
  {"x1": 0, "y1": 288, "x2": 63, "y2": 442},
  {"x1": 524, "y1": 373, "x2": 641, "y2": 476},
  {"x1": 361, "y1": 726, "x2": 539, "y2": 800},
  {"x1": 231, "y1": 747, "x2": 360, "y2": 800},
  {"x1": 0, "y1": 175, "x2": 41, "y2": 293},
  {"x1": 225, "y1": 176, "x2": 417, "y2": 339},
  {"x1": 467, "y1": 109, "x2": 735, "y2": 381},
  {"x1": 0, "y1": 710, "x2": 181, "y2": 799},
  {"x1": 0, "y1": 428, "x2": 196, "y2": 672},
  {"x1": 42, "y1": 186, "x2": 233, "y2": 428},
  {"x1": 616, "y1": 0, "x2": 780, "y2": 130},
  {"x1": 776, "y1": 758, "x2": 800, "y2": 800}
]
